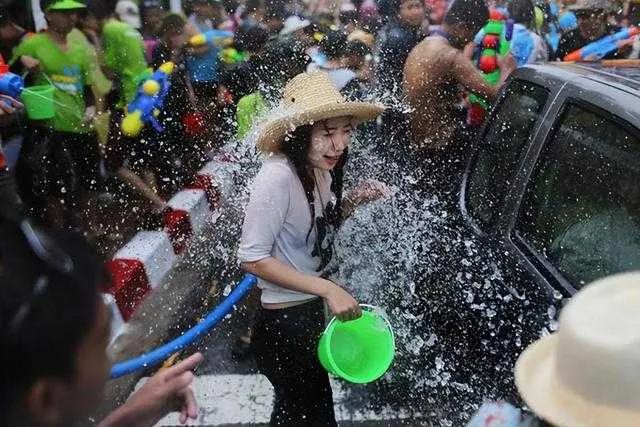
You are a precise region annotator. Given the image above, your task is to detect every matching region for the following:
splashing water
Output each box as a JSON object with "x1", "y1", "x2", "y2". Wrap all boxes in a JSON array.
[{"x1": 199, "y1": 89, "x2": 554, "y2": 425}]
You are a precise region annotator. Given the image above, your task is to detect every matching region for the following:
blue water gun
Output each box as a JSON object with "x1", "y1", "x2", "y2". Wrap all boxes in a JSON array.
[
  {"x1": 564, "y1": 26, "x2": 640, "y2": 61},
  {"x1": 188, "y1": 29, "x2": 233, "y2": 48},
  {"x1": 0, "y1": 55, "x2": 24, "y2": 104},
  {"x1": 121, "y1": 62, "x2": 174, "y2": 137}
]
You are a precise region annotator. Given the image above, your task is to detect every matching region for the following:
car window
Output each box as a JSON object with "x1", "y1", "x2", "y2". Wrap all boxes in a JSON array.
[
  {"x1": 515, "y1": 102, "x2": 640, "y2": 289},
  {"x1": 467, "y1": 80, "x2": 549, "y2": 230}
]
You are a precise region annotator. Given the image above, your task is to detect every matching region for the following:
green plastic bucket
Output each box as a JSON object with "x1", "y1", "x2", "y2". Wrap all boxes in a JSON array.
[
  {"x1": 22, "y1": 85, "x2": 55, "y2": 120},
  {"x1": 318, "y1": 305, "x2": 395, "y2": 384}
]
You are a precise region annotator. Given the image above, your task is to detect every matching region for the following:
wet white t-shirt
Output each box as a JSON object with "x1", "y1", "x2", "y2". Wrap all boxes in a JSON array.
[{"x1": 238, "y1": 155, "x2": 336, "y2": 304}]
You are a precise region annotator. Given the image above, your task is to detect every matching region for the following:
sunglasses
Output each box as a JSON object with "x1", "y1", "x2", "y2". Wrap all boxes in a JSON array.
[{"x1": 7, "y1": 220, "x2": 75, "y2": 333}]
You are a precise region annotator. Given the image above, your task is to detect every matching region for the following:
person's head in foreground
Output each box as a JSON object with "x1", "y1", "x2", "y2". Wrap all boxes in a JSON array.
[
  {"x1": 0, "y1": 221, "x2": 202, "y2": 426},
  {"x1": 568, "y1": 0, "x2": 610, "y2": 41},
  {"x1": 256, "y1": 71, "x2": 383, "y2": 171},
  {"x1": 514, "y1": 271, "x2": 640, "y2": 427},
  {"x1": 442, "y1": 0, "x2": 489, "y2": 48},
  {"x1": 0, "y1": 221, "x2": 110, "y2": 426}
]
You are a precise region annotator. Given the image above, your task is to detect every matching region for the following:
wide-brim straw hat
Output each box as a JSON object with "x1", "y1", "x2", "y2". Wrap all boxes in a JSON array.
[
  {"x1": 514, "y1": 271, "x2": 640, "y2": 427},
  {"x1": 255, "y1": 72, "x2": 384, "y2": 153}
]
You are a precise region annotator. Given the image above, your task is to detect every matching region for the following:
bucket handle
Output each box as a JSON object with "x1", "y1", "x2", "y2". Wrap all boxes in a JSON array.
[{"x1": 324, "y1": 304, "x2": 395, "y2": 347}]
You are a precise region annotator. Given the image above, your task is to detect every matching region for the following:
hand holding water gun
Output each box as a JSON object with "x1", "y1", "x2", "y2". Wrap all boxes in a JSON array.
[
  {"x1": 0, "y1": 55, "x2": 24, "y2": 100},
  {"x1": 468, "y1": 9, "x2": 514, "y2": 126},
  {"x1": 121, "y1": 62, "x2": 174, "y2": 137},
  {"x1": 564, "y1": 26, "x2": 640, "y2": 61},
  {"x1": 188, "y1": 29, "x2": 233, "y2": 49}
]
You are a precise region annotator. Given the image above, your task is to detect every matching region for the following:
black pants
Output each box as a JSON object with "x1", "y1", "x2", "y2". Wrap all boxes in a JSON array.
[{"x1": 252, "y1": 298, "x2": 337, "y2": 427}]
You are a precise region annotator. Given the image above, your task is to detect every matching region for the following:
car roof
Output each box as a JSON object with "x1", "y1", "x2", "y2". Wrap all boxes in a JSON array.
[{"x1": 518, "y1": 61, "x2": 640, "y2": 96}]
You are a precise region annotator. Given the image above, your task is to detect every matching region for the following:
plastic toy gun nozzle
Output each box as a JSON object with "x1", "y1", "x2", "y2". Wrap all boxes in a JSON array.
[
  {"x1": 188, "y1": 31, "x2": 233, "y2": 48},
  {"x1": 189, "y1": 34, "x2": 207, "y2": 47},
  {"x1": 158, "y1": 62, "x2": 175, "y2": 74},
  {"x1": 121, "y1": 110, "x2": 144, "y2": 137}
]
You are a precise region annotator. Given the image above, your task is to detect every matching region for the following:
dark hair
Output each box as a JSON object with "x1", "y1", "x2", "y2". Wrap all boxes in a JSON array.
[
  {"x1": 281, "y1": 125, "x2": 347, "y2": 239},
  {"x1": 223, "y1": 0, "x2": 238, "y2": 14},
  {"x1": 0, "y1": 6, "x2": 9, "y2": 26},
  {"x1": 158, "y1": 12, "x2": 185, "y2": 36},
  {"x1": 245, "y1": 0, "x2": 263, "y2": 14},
  {"x1": 0, "y1": 223, "x2": 105, "y2": 418},
  {"x1": 508, "y1": 0, "x2": 534, "y2": 26},
  {"x1": 345, "y1": 40, "x2": 371, "y2": 58},
  {"x1": 265, "y1": 3, "x2": 287, "y2": 20},
  {"x1": 85, "y1": 0, "x2": 117, "y2": 19},
  {"x1": 234, "y1": 22, "x2": 269, "y2": 52},
  {"x1": 322, "y1": 30, "x2": 348, "y2": 60},
  {"x1": 443, "y1": 0, "x2": 489, "y2": 31}
]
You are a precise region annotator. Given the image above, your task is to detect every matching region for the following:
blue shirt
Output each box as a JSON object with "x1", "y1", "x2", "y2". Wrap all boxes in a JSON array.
[{"x1": 186, "y1": 17, "x2": 226, "y2": 83}]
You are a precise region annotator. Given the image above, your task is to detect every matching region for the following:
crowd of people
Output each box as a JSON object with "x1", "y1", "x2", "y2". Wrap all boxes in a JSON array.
[
  {"x1": 2, "y1": 0, "x2": 640, "y2": 426},
  {"x1": 0, "y1": 0, "x2": 637, "y2": 247}
]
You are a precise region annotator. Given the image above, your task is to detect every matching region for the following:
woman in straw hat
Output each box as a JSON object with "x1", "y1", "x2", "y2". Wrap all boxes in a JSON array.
[
  {"x1": 238, "y1": 71, "x2": 385, "y2": 425},
  {"x1": 468, "y1": 271, "x2": 640, "y2": 427}
]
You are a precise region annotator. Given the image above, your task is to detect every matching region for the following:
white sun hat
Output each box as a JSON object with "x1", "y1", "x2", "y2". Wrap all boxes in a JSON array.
[
  {"x1": 279, "y1": 15, "x2": 311, "y2": 36},
  {"x1": 116, "y1": 0, "x2": 142, "y2": 29},
  {"x1": 255, "y1": 71, "x2": 384, "y2": 153},
  {"x1": 515, "y1": 271, "x2": 640, "y2": 427}
]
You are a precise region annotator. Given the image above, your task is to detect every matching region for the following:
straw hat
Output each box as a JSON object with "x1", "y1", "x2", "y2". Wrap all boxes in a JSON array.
[
  {"x1": 255, "y1": 72, "x2": 384, "y2": 153},
  {"x1": 515, "y1": 271, "x2": 640, "y2": 427}
]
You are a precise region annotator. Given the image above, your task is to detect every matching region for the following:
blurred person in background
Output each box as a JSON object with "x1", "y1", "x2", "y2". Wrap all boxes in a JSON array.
[
  {"x1": 557, "y1": 0, "x2": 629, "y2": 60},
  {"x1": 12, "y1": 0, "x2": 101, "y2": 230},
  {"x1": 375, "y1": 0, "x2": 426, "y2": 98},
  {"x1": 140, "y1": 0, "x2": 167, "y2": 62}
]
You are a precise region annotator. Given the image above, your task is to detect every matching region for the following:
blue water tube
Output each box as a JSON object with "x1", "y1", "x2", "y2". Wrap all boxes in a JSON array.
[{"x1": 110, "y1": 274, "x2": 257, "y2": 379}]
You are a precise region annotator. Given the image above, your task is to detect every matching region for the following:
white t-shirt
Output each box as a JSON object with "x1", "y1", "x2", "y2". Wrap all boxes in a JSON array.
[{"x1": 238, "y1": 155, "x2": 337, "y2": 304}]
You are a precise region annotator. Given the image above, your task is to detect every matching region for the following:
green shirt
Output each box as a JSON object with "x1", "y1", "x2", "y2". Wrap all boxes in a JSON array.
[
  {"x1": 13, "y1": 33, "x2": 93, "y2": 133},
  {"x1": 102, "y1": 19, "x2": 148, "y2": 109},
  {"x1": 235, "y1": 92, "x2": 266, "y2": 139},
  {"x1": 67, "y1": 29, "x2": 112, "y2": 97}
]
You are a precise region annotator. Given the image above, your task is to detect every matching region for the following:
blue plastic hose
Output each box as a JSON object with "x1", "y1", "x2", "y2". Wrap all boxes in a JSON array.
[{"x1": 110, "y1": 274, "x2": 257, "y2": 378}]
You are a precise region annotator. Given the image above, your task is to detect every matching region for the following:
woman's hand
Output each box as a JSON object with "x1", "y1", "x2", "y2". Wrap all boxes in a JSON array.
[
  {"x1": 343, "y1": 179, "x2": 391, "y2": 219},
  {"x1": 322, "y1": 280, "x2": 362, "y2": 321}
]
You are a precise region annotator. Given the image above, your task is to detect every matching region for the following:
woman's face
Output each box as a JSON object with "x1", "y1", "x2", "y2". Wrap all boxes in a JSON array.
[{"x1": 307, "y1": 116, "x2": 353, "y2": 170}]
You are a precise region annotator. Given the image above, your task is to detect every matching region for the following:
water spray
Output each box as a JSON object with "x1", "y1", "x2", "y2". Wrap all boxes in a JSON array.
[{"x1": 110, "y1": 274, "x2": 257, "y2": 379}]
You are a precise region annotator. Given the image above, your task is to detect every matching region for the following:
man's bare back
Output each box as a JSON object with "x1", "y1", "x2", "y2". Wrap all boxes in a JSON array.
[{"x1": 403, "y1": 36, "x2": 512, "y2": 150}]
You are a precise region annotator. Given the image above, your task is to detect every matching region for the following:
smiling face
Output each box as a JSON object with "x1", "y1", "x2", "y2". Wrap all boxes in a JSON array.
[{"x1": 307, "y1": 116, "x2": 353, "y2": 170}]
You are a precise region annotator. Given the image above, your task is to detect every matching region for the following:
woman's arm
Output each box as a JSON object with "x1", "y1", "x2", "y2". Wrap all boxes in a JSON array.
[{"x1": 242, "y1": 257, "x2": 361, "y2": 320}]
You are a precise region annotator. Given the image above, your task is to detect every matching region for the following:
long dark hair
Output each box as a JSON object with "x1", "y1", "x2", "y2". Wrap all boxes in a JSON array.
[{"x1": 281, "y1": 124, "x2": 348, "y2": 240}]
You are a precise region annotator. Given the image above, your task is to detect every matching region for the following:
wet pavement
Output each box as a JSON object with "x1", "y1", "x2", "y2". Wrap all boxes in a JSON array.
[{"x1": 109, "y1": 125, "x2": 554, "y2": 426}]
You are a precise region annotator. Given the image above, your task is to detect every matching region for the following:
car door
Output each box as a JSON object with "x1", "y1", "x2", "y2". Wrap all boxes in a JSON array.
[
  {"x1": 461, "y1": 71, "x2": 558, "y2": 236},
  {"x1": 506, "y1": 77, "x2": 640, "y2": 296}
]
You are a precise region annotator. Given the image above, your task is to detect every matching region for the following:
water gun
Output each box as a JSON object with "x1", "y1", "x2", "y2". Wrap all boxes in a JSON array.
[
  {"x1": 564, "y1": 26, "x2": 640, "y2": 62},
  {"x1": 468, "y1": 9, "x2": 514, "y2": 126},
  {"x1": 188, "y1": 29, "x2": 233, "y2": 48},
  {"x1": 121, "y1": 62, "x2": 174, "y2": 137},
  {"x1": 220, "y1": 47, "x2": 247, "y2": 65},
  {"x1": 0, "y1": 54, "x2": 24, "y2": 100}
]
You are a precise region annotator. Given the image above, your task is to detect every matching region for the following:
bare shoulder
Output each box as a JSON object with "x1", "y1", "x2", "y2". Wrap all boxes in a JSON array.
[
  {"x1": 407, "y1": 38, "x2": 458, "y2": 67},
  {"x1": 404, "y1": 37, "x2": 458, "y2": 84}
]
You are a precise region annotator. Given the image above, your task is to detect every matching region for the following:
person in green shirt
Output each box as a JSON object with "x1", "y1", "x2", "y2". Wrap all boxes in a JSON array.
[
  {"x1": 83, "y1": 0, "x2": 168, "y2": 215},
  {"x1": 12, "y1": 0, "x2": 101, "y2": 229}
]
